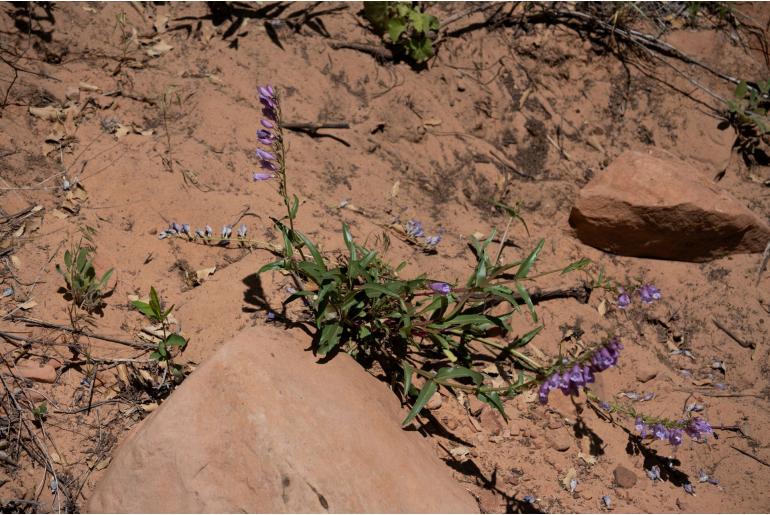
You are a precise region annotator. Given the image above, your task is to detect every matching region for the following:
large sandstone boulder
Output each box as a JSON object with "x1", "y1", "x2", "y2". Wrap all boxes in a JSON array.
[
  {"x1": 569, "y1": 151, "x2": 770, "y2": 261},
  {"x1": 87, "y1": 326, "x2": 477, "y2": 513}
]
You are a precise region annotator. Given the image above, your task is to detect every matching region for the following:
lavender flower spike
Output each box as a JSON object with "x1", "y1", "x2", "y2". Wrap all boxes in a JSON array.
[
  {"x1": 639, "y1": 284, "x2": 661, "y2": 304},
  {"x1": 429, "y1": 282, "x2": 451, "y2": 295}
]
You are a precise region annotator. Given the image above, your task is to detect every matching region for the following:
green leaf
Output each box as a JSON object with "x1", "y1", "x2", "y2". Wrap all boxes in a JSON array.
[
  {"x1": 63, "y1": 250, "x2": 72, "y2": 269},
  {"x1": 735, "y1": 80, "x2": 748, "y2": 100},
  {"x1": 76, "y1": 248, "x2": 88, "y2": 273},
  {"x1": 510, "y1": 325, "x2": 543, "y2": 348},
  {"x1": 477, "y1": 391, "x2": 508, "y2": 421},
  {"x1": 515, "y1": 239, "x2": 544, "y2": 279},
  {"x1": 317, "y1": 322, "x2": 342, "y2": 356},
  {"x1": 132, "y1": 300, "x2": 156, "y2": 320},
  {"x1": 149, "y1": 287, "x2": 161, "y2": 318},
  {"x1": 515, "y1": 282, "x2": 537, "y2": 322},
  {"x1": 295, "y1": 232, "x2": 325, "y2": 269},
  {"x1": 165, "y1": 333, "x2": 187, "y2": 349},
  {"x1": 289, "y1": 194, "x2": 300, "y2": 220},
  {"x1": 402, "y1": 362, "x2": 414, "y2": 397},
  {"x1": 258, "y1": 259, "x2": 286, "y2": 274},
  {"x1": 98, "y1": 268, "x2": 114, "y2": 288},
  {"x1": 387, "y1": 17, "x2": 407, "y2": 42},
  {"x1": 342, "y1": 223, "x2": 357, "y2": 261},
  {"x1": 406, "y1": 36, "x2": 434, "y2": 63},
  {"x1": 434, "y1": 366, "x2": 483, "y2": 385},
  {"x1": 561, "y1": 258, "x2": 591, "y2": 274},
  {"x1": 361, "y1": 283, "x2": 401, "y2": 298},
  {"x1": 401, "y1": 379, "x2": 437, "y2": 426}
]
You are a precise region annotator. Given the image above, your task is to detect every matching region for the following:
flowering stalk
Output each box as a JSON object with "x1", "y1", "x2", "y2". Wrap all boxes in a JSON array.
[
  {"x1": 585, "y1": 390, "x2": 713, "y2": 447},
  {"x1": 537, "y1": 337, "x2": 622, "y2": 404}
]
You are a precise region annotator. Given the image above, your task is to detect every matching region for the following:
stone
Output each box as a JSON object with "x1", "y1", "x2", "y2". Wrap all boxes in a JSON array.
[
  {"x1": 13, "y1": 361, "x2": 57, "y2": 383},
  {"x1": 635, "y1": 364, "x2": 658, "y2": 383},
  {"x1": 546, "y1": 427, "x2": 572, "y2": 452},
  {"x1": 87, "y1": 326, "x2": 477, "y2": 513},
  {"x1": 569, "y1": 151, "x2": 770, "y2": 261},
  {"x1": 613, "y1": 465, "x2": 638, "y2": 489}
]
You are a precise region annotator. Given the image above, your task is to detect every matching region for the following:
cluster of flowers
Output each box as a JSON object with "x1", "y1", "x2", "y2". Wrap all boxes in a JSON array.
[
  {"x1": 617, "y1": 283, "x2": 661, "y2": 309},
  {"x1": 538, "y1": 337, "x2": 623, "y2": 404},
  {"x1": 404, "y1": 219, "x2": 441, "y2": 248},
  {"x1": 635, "y1": 416, "x2": 713, "y2": 446},
  {"x1": 253, "y1": 85, "x2": 281, "y2": 182},
  {"x1": 157, "y1": 222, "x2": 248, "y2": 241}
]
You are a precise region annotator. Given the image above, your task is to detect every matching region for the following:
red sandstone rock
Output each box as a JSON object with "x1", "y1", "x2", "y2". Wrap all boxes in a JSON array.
[
  {"x1": 569, "y1": 151, "x2": 770, "y2": 261},
  {"x1": 87, "y1": 326, "x2": 477, "y2": 513}
]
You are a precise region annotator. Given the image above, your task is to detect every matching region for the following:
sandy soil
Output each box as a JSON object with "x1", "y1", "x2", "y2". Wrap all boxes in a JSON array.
[{"x1": 1, "y1": 2, "x2": 770, "y2": 513}]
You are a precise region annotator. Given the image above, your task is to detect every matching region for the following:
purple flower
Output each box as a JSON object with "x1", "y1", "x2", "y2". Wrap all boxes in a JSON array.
[
  {"x1": 425, "y1": 235, "x2": 441, "y2": 246},
  {"x1": 405, "y1": 219, "x2": 424, "y2": 238},
  {"x1": 647, "y1": 465, "x2": 661, "y2": 481},
  {"x1": 639, "y1": 284, "x2": 661, "y2": 304},
  {"x1": 429, "y1": 282, "x2": 451, "y2": 295},
  {"x1": 635, "y1": 418, "x2": 649, "y2": 438},
  {"x1": 601, "y1": 496, "x2": 611, "y2": 509},
  {"x1": 668, "y1": 429, "x2": 684, "y2": 446},
  {"x1": 685, "y1": 417, "x2": 713, "y2": 439},
  {"x1": 683, "y1": 483, "x2": 694, "y2": 495},
  {"x1": 253, "y1": 172, "x2": 274, "y2": 181},
  {"x1": 266, "y1": 311, "x2": 276, "y2": 321},
  {"x1": 258, "y1": 85, "x2": 275, "y2": 99},
  {"x1": 181, "y1": 224, "x2": 190, "y2": 235},
  {"x1": 195, "y1": 228, "x2": 205, "y2": 238},
  {"x1": 261, "y1": 119, "x2": 274, "y2": 129},
  {"x1": 568, "y1": 364, "x2": 585, "y2": 387},
  {"x1": 256, "y1": 129, "x2": 274, "y2": 145},
  {"x1": 205, "y1": 225, "x2": 213, "y2": 238},
  {"x1": 171, "y1": 222, "x2": 182, "y2": 234},
  {"x1": 221, "y1": 225, "x2": 232, "y2": 239},
  {"x1": 237, "y1": 224, "x2": 247, "y2": 238},
  {"x1": 260, "y1": 160, "x2": 278, "y2": 172},
  {"x1": 617, "y1": 291, "x2": 631, "y2": 309},
  {"x1": 255, "y1": 148, "x2": 275, "y2": 161},
  {"x1": 652, "y1": 424, "x2": 669, "y2": 441}
]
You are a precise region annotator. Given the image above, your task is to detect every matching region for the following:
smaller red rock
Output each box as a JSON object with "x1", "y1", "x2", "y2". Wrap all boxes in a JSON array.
[{"x1": 613, "y1": 465, "x2": 638, "y2": 489}]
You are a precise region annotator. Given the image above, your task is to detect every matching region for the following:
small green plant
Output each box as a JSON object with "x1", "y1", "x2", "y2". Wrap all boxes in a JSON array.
[
  {"x1": 56, "y1": 245, "x2": 114, "y2": 313},
  {"x1": 132, "y1": 287, "x2": 187, "y2": 378},
  {"x1": 726, "y1": 79, "x2": 770, "y2": 165},
  {"x1": 31, "y1": 402, "x2": 47, "y2": 420},
  {"x1": 362, "y1": 1, "x2": 440, "y2": 64}
]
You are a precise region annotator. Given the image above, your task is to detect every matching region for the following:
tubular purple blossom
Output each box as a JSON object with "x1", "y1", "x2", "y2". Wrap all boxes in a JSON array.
[
  {"x1": 253, "y1": 172, "x2": 274, "y2": 181},
  {"x1": 639, "y1": 284, "x2": 661, "y2": 304},
  {"x1": 617, "y1": 291, "x2": 631, "y2": 309},
  {"x1": 429, "y1": 282, "x2": 451, "y2": 295},
  {"x1": 261, "y1": 119, "x2": 274, "y2": 129},
  {"x1": 255, "y1": 149, "x2": 276, "y2": 161}
]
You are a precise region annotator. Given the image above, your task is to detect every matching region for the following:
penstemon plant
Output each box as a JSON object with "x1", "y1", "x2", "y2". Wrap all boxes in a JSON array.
[{"x1": 159, "y1": 85, "x2": 713, "y2": 459}]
